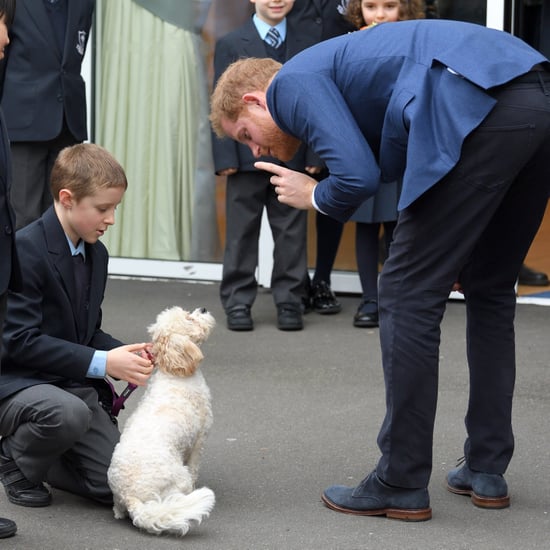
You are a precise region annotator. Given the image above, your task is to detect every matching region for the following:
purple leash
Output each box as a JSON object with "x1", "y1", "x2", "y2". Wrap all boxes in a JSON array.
[
  {"x1": 108, "y1": 349, "x2": 153, "y2": 417},
  {"x1": 111, "y1": 382, "x2": 138, "y2": 417}
]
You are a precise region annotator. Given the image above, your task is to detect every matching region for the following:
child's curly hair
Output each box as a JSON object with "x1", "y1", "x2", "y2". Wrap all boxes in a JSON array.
[{"x1": 345, "y1": 0, "x2": 426, "y2": 29}]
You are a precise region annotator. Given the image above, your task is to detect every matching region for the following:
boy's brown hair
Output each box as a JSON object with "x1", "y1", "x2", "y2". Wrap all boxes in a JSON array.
[{"x1": 50, "y1": 143, "x2": 128, "y2": 202}]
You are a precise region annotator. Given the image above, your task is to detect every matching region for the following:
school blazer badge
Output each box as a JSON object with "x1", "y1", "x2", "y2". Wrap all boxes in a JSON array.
[{"x1": 76, "y1": 30, "x2": 87, "y2": 55}]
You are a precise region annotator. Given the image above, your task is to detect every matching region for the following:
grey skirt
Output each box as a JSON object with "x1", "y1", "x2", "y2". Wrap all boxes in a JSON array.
[{"x1": 350, "y1": 179, "x2": 402, "y2": 224}]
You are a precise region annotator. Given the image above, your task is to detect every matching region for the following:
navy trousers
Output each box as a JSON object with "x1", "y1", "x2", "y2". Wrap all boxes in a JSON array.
[{"x1": 376, "y1": 71, "x2": 550, "y2": 488}]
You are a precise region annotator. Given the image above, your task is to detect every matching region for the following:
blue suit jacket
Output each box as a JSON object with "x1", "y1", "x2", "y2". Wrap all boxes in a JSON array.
[
  {"x1": 266, "y1": 20, "x2": 549, "y2": 221},
  {"x1": 0, "y1": 207, "x2": 122, "y2": 400},
  {"x1": 0, "y1": 0, "x2": 95, "y2": 142},
  {"x1": 212, "y1": 16, "x2": 320, "y2": 173}
]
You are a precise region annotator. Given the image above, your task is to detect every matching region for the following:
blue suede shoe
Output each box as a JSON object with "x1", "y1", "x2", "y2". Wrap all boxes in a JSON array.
[
  {"x1": 446, "y1": 462, "x2": 510, "y2": 509},
  {"x1": 322, "y1": 470, "x2": 432, "y2": 521}
]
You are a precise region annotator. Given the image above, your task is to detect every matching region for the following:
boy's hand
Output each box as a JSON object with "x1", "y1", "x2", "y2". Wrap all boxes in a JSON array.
[{"x1": 106, "y1": 343, "x2": 154, "y2": 386}]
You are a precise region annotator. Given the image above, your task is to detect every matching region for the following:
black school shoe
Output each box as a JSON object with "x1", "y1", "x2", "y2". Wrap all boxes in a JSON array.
[
  {"x1": 226, "y1": 305, "x2": 254, "y2": 331},
  {"x1": 310, "y1": 280, "x2": 342, "y2": 314},
  {"x1": 0, "y1": 517, "x2": 17, "y2": 539},
  {"x1": 276, "y1": 303, "x2": 303, "y2": 331},
  {"x1": 353, "y1": 299, "x2": 379, "y2": 328},
  {"x1": 0, "y1": 442, "x2": 52, "y2": 507},
  {"x1": 518, "y1": 264, "x2": 549, "y2": 286}
]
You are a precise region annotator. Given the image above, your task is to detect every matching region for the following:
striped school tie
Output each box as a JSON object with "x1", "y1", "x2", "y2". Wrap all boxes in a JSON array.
[{"x1": 265, "y1": 27, "x2": 282, "y2": 49}]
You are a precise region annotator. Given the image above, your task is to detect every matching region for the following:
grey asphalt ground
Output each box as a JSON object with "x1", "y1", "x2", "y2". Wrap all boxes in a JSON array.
[{"x1": 1, "y1": 277, "x2": 548, "y2": 550}]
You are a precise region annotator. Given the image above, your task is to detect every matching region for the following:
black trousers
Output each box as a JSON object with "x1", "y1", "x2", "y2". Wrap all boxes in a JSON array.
[
  {"x1": 375, "y1": 71, "x2": 550, "y2": 488},
  {"x1": 220, "y1": 170, "x2": 308, "y2": 310},
  {"x1": 10, "y1": 122, "x2": 77, "y2": 230}
]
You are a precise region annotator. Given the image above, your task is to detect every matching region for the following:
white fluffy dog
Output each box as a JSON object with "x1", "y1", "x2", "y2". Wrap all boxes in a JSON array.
[{"x1": 108, "y1": 306, "x2": 216, "y2": 536}]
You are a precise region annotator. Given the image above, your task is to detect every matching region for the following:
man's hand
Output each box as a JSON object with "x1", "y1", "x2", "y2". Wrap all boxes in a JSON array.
[
  {"x1": 106, "y1": 343, "x2": 154, "y2": 386},
  {"x1": 255, "y1": 161, "x2": 317, "y2": 209}
]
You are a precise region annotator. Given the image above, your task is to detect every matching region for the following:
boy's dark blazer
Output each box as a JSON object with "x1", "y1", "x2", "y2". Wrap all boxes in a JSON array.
[
  {"x1": 0, "y1": 206, "x2": 122, "y2": 401},
  {"x1": 0, "y1": 110, "x2": 21, "y2": 296},
  {"x1": 212, "y1": 16, "x2": 319, "y2": 173},
  {"x1": 0, "y1": 0, "x2": 95, "y2": 142},
  {"x1": 287, "y1": 0, "x2": 355, "y2": 41}
]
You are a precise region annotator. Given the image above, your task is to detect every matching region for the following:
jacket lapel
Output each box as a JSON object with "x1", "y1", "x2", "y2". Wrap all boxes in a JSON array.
[
  {"x1": 240, "y1": 18, "x2": 266, "y2": 58},
  {"x1": 42, "y1": 207, "x2": 80, "y2": 328},
  {"x1": 85, "y1": 244, "x2": 105, "y2": 341}
]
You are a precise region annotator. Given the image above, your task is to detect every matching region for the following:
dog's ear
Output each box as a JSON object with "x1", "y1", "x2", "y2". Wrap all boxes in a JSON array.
[
  {"x1": 179, "y1": 339, "x2": 204, "y2": 376},
  {"x1": 154, "y1": 333, "x2": 204, "y2": 377}
]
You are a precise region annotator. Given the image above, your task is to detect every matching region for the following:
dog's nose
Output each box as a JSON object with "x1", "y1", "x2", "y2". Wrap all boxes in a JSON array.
[{"x1": 199, "y1": 307, "x2": 208, "y2": 314}]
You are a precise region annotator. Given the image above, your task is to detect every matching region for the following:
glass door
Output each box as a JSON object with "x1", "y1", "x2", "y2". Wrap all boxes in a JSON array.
[
  {"x1": 92, "y1": 0, "x2": 253, "y2": 282},
  {"x1": 91, "y1": 0, "x2": 545, "y2": 291}
]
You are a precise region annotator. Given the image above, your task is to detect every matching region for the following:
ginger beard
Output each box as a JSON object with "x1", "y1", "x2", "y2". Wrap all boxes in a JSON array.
[{"x1": 257, "y1": 116, "x2": 301, "y2": 162}]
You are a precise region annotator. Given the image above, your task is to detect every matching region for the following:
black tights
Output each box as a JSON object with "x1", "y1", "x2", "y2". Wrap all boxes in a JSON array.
[
  {"x1": 312, "y1": 211, "x2": 397, "y2": 302},
  {"x1": 312, "y1": 212, "x2": 344, "y2": 284},
  {"x1": 356, "y1": 221, "x2": 396, "y2": 301}
]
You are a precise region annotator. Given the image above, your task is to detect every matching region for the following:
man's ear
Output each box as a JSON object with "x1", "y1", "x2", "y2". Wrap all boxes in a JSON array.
[
  {"x1": 242, "y1": 91, "x2": 267, "y2": 109},
  {"x1": 58, "y1": 188, "x2": 75, "y2": 209}
]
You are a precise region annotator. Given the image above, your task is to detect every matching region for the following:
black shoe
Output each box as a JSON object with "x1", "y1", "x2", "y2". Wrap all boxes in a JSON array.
[
  {"x1": 0, "y1": 517, "x2": 17, "y2": 539},
  {"x1": 310, "y1": 280, "x2": 342, "y2": 314},
  {"x1": 277, "y1": 303, "x2": 303, "y2": 331},
  {"x1": 226, "y1": 305, "x2": 253, "y2": 331},
  {"x1": 518, "y1": 264, "x2": 549, "y2": 286},
  {"x1": 353, "y1": 300, "x2": 379, "y2": 328},
  {"x1": 0, "y1": 445, "x2": 52, "y2": 508}
]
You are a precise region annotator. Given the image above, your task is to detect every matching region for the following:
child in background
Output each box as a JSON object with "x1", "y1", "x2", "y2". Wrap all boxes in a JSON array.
[
  {"x1": 346, "y1": 0, "x2": 425, "y2": 29},
  {"x1": 344, "y1": 0, "x2": 425, "y2": 328},
  {"x1": 0, "y1": 0, "x2": 95, "y2": 230},
  {"x1": 287, "y1": 0, "x2": 355, "y2": 317},
  {"x1": 212, "y1": 0, "x2": 321, "y2": 332}
]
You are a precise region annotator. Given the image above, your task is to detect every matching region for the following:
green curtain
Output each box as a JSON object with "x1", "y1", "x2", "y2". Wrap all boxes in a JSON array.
[{"x1": 96, "y1": 0, "x2": 219, "y2": 261}]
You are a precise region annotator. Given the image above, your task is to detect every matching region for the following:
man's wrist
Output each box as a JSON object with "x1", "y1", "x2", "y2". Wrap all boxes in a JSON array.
[{"x1": 311, "y1": 184, "x2": 326, "y2": 214}]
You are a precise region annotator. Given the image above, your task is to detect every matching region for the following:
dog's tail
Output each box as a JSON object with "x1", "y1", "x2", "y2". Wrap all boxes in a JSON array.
[{"x1": 129, "y1": 487, "x2": 215, "y2": 536}]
